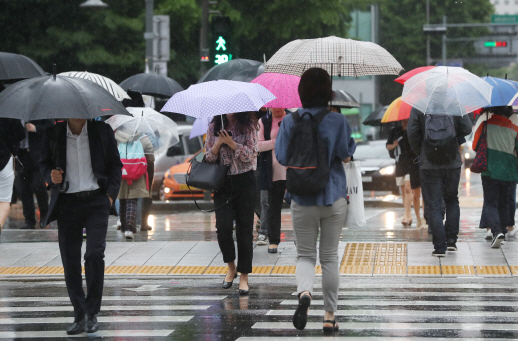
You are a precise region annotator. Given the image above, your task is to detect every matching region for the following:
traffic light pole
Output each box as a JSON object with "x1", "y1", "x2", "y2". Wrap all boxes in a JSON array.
[
  {"x1": 442, "y1": 15, "x2": 447, "y2": 67},
  {"x1": 145, "y1": 0, "x2": 154, "y2": 72},
  {"x1": 426, "y1": 0, "x2": 431, "y2": 66},
  {"x1": 200, "y1": 0, "x2": 209, "y2": 77}
]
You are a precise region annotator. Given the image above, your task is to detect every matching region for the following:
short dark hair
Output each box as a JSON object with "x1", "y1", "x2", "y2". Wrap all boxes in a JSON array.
[{"x1": 298, "y1": 68, "x2": 333, "y2": 108}]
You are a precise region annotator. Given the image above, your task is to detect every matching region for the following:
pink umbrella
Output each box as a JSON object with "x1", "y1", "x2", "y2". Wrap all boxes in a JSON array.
[{"x1": 251, "y1": 73, "x2": 302, "y2": 108}]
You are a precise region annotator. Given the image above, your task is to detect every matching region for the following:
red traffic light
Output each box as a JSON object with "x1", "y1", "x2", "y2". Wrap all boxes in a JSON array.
[{"x1": 484, "y1": 41, "x2": 508, "y2": 47}]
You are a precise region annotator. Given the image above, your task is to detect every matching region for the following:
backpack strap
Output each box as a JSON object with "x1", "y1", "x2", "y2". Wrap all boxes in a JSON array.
[
  {"x1": 292, "y1": 111, "x2": 302, "y2": 123},
  {"x1": 295, "y1": 109, "x2": 330, "y2": 124},
  {"x1": 314, "y1": 108, "x2": 330, "y2": 124}
]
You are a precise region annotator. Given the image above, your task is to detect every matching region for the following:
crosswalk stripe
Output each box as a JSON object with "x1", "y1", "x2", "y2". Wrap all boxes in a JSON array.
[
  {"x1": 0, "y1": 330, "x2": 174, "y2": 338},
  {"x1": 252, "y1": 322, "x2": 518, "y2": 331},
  {"x1": 0, "y1": 295, "x2": 226, "y2": 303},
  {"x1": 0, "y1": 316, "x2": 192, "y2": 324},
  {"x1": 315, "y1": 284, "x2": 518, "y2": 289},
  {"x1": 297, "y1": 291, "x2": 518, "y2": 297},
  {"x1": 240, "y1": 336, "x2": 509, "y2": 341},
  {"x1": 0, "y1": 305, "x2": 210, "y2": 312},
  {"x1": 281, "y1": 299, "x2": 518, "y2": 306},
  {"x1": 266, "y1": 309, "x2": 518, "y2": 317}
]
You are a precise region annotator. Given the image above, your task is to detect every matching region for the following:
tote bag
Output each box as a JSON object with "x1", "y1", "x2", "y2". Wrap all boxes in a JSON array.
[
  {"x1": 470, "y1": 120, "x2": 488, "y2": 174},
  {"x1": 344, "y1": 161, "x2": 366, "y2": 227}
]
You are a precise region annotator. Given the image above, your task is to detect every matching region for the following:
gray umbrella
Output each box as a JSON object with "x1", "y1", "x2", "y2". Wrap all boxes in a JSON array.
[
  {"x1": 0, "y1": 70, "x2": 129, "y2": 121},
  {"x1": 0, "y1": 52, "x2": 46, "y2": 81},
  {"x1": 331, "y1": 90, "x2": 360, "y2": 108},
  {"x1": 198, "y1": 59, "x2": 263, "y2": 83},
  {"x1": 226, "y1": 64, "x2": 265, "y2": 82},
  {"x1": 119, "y1": 73, "x2": 184, "y2": 99},
  {"x1": 362, "y1": 105, "x2": 389, "y2": 126}
]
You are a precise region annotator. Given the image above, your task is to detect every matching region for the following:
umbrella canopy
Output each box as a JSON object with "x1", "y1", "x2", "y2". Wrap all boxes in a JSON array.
[
  {"x1": 0, "y1": 74, "x2": 129, "y2": 121},
  {"x1": 394, "y1": 66, "x2": 436, "y2": 85},
  {"x1": 331, "y1": 90, "x2": 360, "y2": 108},
  {"x1": 161, "y1": 80, "x2": 276, "y2": 120},
  {"x1": 363, "y1": 105, "x2": 389, "y2": 126},
  {"x1": 229, "y1": 64, "x2": 265, "y2": 82},
  {"x1": 251, "y1": 73, "x2": 301, "y2": 108},
  {"x1": 264, "y1": 36, "x2": 403, "y2": 77},
  {"x1": 119, "y1": 73, "x2": 184, "y2": 98},
  {"x1": 402, "y1": 66, "x2": 493, "y2": 116},
  {"x1": 190, "y1": 117, "x2": 210, "y2": 139},
  {"x1": 381, "y1": 97, "x2": 413, "y2": 123},
  {"x1": 0, "y1": 52, "x2": 46, "y2": 81},
  {"x1": 477, "y1": 76, "x2": 518, "y2": 107},
  {"x1": 106, "y1": 107, "x2": 179, "y2": 154},
  {"x1": 60, "y1": 71, "x2": 131, "y2": 101},
  {"x1": 198, "y1": 59, "x2": 263, "y2": 83}
]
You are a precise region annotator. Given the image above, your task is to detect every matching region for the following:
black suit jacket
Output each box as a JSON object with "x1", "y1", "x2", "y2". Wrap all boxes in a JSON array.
[
  {"x1": 27, "y1": 119, "x2": 54, "y2": 165},
  {"x1": 40, "y1": 120, "x2": 123, "y2": 224}
]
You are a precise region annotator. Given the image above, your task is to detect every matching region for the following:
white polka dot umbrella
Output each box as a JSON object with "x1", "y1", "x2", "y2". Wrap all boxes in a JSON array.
[{"x1": 160, "y1": 80, "x2": 276, "y2": 120}]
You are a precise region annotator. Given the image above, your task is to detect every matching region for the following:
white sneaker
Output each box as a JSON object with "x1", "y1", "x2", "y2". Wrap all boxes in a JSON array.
[
  {"x1": 485, "y1": 229, "x2": 493, "y2": 240},
  {"x1": 124, "y1": 230, "x2": 134, "y2": 240},
  {"x1": 116, "y1": 219, "x2": 121, "y2": 231},
  {"x1": 508, "y1": 227, "x2": 518, "y2": 237},
  {"x1": 257, "y1": 234, "x2": 268, "y2": 245}
]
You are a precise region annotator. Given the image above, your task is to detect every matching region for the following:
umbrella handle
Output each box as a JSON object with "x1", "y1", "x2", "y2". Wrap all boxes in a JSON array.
[{"x1": 55, "y1": 167, "x2": 69, "y2": 193}]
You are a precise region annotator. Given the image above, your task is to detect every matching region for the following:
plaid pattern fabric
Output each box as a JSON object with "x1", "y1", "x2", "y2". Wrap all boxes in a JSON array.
[
  {"x1": 264, "y1": 36, "x2": 403, "y2": 77},
  {"x1": 120, "y1": 199, "x2": 138, "y2": 233}
]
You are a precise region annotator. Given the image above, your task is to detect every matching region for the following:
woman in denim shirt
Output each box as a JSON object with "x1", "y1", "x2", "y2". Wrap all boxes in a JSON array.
[{"x1": 276, "y1": 68, "x2": 356, "y2": 332}]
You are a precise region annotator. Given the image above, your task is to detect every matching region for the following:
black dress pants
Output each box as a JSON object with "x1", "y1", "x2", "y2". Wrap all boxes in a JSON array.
[
  {"x1": 267, "y1": 180, "x2": 286, "y2": 245},
  {"x1": 56, "y1": 193, "x2": 110, "y2": 321},
  {"x1": 17, "y1": 149, "x2": 48, "y2": 226},
  {"x1": 214, "y1": 171, "x2": 256, "y2": 274}
]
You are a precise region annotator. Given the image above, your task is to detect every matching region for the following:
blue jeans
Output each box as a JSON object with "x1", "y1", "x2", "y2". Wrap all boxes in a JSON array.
[
  {"x1": 479, "y1": 182, "x2": 516, "y2": 228},
  {"x1": 420, "y1": 168, "x2": 461, "y2": 252},
  {"x1": 481, "y1": 176, "x2": 514, "y2": 236}
]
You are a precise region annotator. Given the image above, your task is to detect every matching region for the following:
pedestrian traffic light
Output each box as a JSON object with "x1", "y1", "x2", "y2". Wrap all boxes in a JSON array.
[
  {"x1": 211, "y1": 16, "x2": 233, "y2": 66},
  {"x1": 484, "y1": 41, "x2": 508, "y2": 47}
]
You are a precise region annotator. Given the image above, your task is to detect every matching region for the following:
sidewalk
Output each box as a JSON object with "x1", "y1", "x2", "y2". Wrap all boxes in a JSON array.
[{"x1": 0, "y1": 241, "x2": 515, "y2": 279}]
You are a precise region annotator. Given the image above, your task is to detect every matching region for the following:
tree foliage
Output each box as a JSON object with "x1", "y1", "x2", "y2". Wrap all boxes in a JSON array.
[{"x1": 377, "y1": 0, "x2": 493, "y2": 104}]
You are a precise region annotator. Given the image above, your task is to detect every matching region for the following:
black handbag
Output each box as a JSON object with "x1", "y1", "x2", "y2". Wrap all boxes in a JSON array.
[{"x1": 186, "y1": 156, "x2": 228, "y2": 192}]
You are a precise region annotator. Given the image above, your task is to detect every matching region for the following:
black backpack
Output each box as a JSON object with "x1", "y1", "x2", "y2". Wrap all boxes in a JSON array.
[
  {"x1": 285, "y1": 109, "x2": 330, "y2": 196},
  {"x1": 424, "y1": 114, "x2": 457, "y2": 164}
]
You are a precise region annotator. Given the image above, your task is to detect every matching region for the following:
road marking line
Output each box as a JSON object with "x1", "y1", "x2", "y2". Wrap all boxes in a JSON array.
[
  {"x1": 0, "y1": 295, "x2": 227, "y2": 302},
  {"x1": 0, "y1": 330, "x2": 174, "y2": 338},
  {"x1": 266, "y1": 309, "x2": 518, "y2": 317},
  {"x1": 280, "y1": 299, "x2": 518, "y2": 306},
  {"x1": 252, "y1": 322, "x2": 518, "y2": 330},
  {"x1": 238, "y1": 337, "x2": 515, "y2": 341},
  {"x1": 294, "y1": 291, "x2": 518, "y2": 297},
  {"x1": 0, "y1": 305, "x2": 210, "y2": 312},
  {"x1": 0, "y1": 316, "x2": 192, "y2": 324}
]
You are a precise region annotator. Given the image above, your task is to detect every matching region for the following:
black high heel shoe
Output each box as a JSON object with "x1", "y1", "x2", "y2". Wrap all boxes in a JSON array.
[
  {"x1": 222, "y1": 272, "x2": 237, "y2": 289},
  {"x1": 239, "y1": 283, "x2": 250, "y2": 295}
]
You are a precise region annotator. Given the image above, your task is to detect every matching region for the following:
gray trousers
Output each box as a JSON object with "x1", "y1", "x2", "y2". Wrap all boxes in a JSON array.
[
  {"x1": 258, "y1": 190, "x2": 269, "y2": 235},
  {"x1": 291, "y1": 197, "x2": 347, "y2": 312}
]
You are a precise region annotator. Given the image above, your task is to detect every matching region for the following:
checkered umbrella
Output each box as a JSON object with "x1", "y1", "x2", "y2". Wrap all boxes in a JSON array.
[{"x1": 265, "y1": 36, "x2": 403, "y2": 77}]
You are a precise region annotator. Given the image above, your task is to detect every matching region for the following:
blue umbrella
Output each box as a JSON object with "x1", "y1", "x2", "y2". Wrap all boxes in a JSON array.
[
  {"x1": 481, "y1": 76, "x2": 518, "y2": 107},
  {"x1": 161, "y1": 80, "x2": 276, "y2": 120}
]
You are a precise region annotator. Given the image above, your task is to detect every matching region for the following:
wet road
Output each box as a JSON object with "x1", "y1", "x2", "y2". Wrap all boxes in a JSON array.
[{"x1": 1, "y1": 168, "x2": 518, "y2": 340}]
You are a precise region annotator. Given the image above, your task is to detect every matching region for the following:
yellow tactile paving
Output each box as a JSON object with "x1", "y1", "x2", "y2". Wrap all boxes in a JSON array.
[
  {"x1": 271, "y1": 266, "x2": 297, "y2": 275},
  {"x1": 475, "y1": 265, "x2": 511, "y2": 276},
  {"x1": 340, "y1": 265, "x2": 373, "y2": 275},
  {"x1": 0, "y1": 267, "x2": 40, "y2": 275},
  {"x1": 0, "y1": 267, "x2": 7, "y2": 274},
  {"x1": 203, "y1": 266, "x2": 228, "y2": 275},
  {"x1": 135, "y1": 266, "x2": 174, "y2": 275},
  {"x1": 510, "y1": 266, "x2": 518, "y2": 275},
  {"x1": 315, "y1": 266, "x2": 322, "y2": 274},
  {"x1": 375, "y1": 243, "x2": 407, "y2": 265},
  {"x1": 341, "y1": 242, "x2": 377, "y2": 266},
  {"x1": 169, "y1": 266, "x2": 207, "y2": 275},
  {"x1": 407, "y1": 266, "x2": 441, "y2": 275},
  {"x1": 33, "y1": 266, "x2": 64, "y2": 275},
  {"x1": 441, "y1": 265, "x2": 476, "y2": 275},
  {"x1": 105, "y1": 266, "x2": 140, "y2": 274},
  {"x1": 251, "y1": 266, "x2": 273, "y2": 275},
  {"x1": 373, "y1": 265, "x2": 407, "y2": 275}
]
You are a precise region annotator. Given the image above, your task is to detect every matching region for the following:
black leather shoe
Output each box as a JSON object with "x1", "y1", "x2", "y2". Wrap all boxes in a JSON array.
[
  {"x1": 239, "y1": 288, "x2": 250, "y2": 295},
  {"x1": 85, "y1": 314, "x2": 99, "y2": 333},
  {"x1": 66, "y1": 318, "x2": 85, "y2": 335},
  {"x1": 222, "y1": 273, "x2": 237, "y2": 289},
  {"x1": 268, "y1": 247, "x2": 278, "y2": 253},
  {"x1": 39, "y1": 221, "x2": 48, "y2": 229}
]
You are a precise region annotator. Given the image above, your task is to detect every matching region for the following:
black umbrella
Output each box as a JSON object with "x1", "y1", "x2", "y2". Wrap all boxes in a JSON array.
[
  {"x1": 227, "y1": 64, "x2": 265, "y2": 82},
  {"x1": 197, "y1": 58, "x2": 263, "y2": 83},
  {"x1": 0, "y1": 68, "x2": 129, "y2": 121},
  {"x1": 331, "y1": 90, "x2": 360, "y2": 108},
  {"x1": 362, "y1": 105, "x2": 389, "y2": 126},
  {"x1": 119, "y1": 73, "x2": 183, "y2": 98},
  {"x1": 0, "y1": 52, "x2": 46, "y2": 81}
]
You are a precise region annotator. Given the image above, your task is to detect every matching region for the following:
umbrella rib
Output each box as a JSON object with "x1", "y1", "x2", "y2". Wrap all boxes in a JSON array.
[
  {"x1": 423, "y1": 76, "x2": 445, "y2": 115},
  {"x1": 449, "y1": 81, "x2": 464, "y2": 116}
]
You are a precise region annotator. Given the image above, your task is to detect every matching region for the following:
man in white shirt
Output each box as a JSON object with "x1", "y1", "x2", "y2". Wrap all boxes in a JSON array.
[{"x1": 40, "y1": 118, "x2": 122, "y2": 335}]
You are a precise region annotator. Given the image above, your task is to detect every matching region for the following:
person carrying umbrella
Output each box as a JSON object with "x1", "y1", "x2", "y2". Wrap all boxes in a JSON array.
[{"x1": 0, "y1": 70, "x2": 127, "y2": 335}]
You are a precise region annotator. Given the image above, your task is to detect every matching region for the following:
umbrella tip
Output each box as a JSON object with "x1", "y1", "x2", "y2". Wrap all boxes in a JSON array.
[
  {"x1": 506, "y1": 73, "x2": 508, "y2": 79},
  {"x1": 53, "y1": 64, "x2": 57, "y2": 80},
  {"x1": 487, "y1": 73, "x2": 489, "y2": 77}
]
